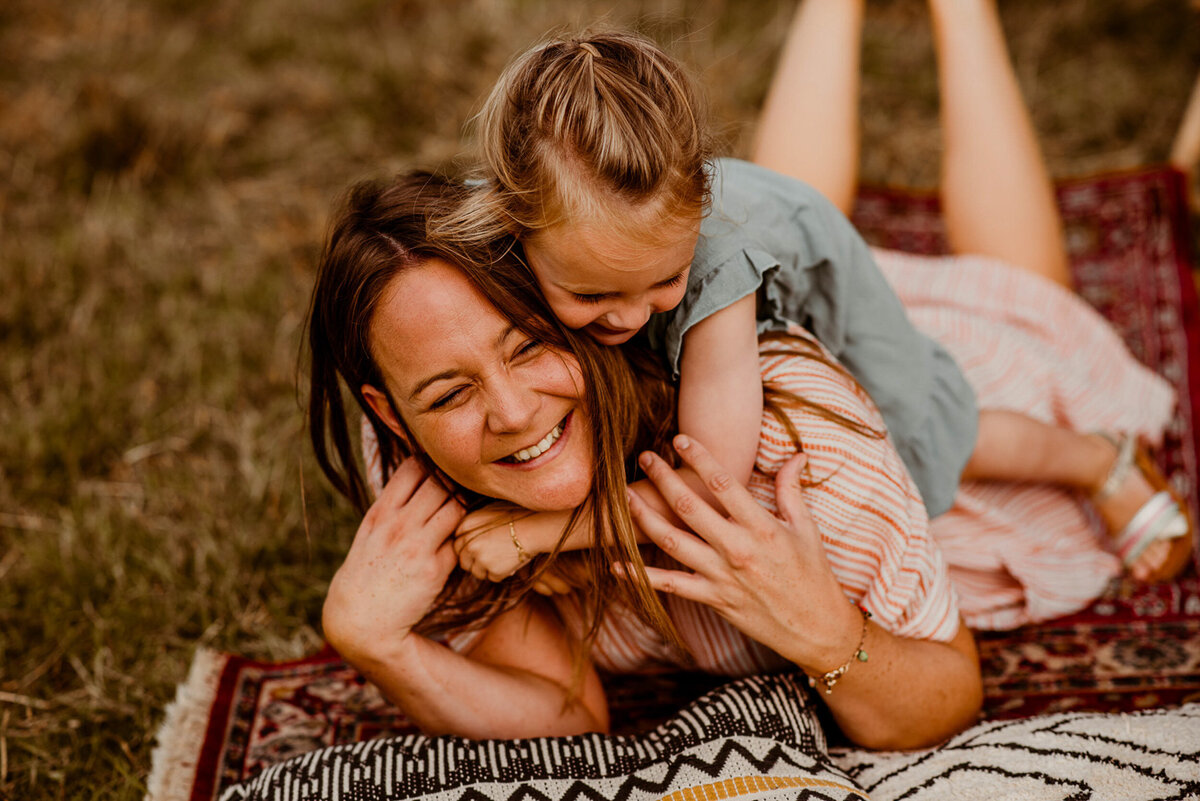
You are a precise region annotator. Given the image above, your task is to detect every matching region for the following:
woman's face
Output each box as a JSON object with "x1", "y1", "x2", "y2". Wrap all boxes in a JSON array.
[{"x1": 365, "y1": 258, "x2": 594, "y2": 511}]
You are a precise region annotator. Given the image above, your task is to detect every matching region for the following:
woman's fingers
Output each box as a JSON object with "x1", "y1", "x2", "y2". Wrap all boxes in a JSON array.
[
  {"x1": 773, "y1": 452, "x2": 814, "y2": 532},
  {"x1": 669, "y1": 436, "x2": 772, "y2": 525},
  {"x1": 378, "y1": 457, "x2": 427, "y2": 509},
  {"x1": 404, "y1": 474, "x2": 455, "y2": 525},
  {"x1": 429, "y1": 498, "x2": 467, "y2": 538},
  {"x1": 638, "y1": 564, "x2": 713, "y2": 605},
  {"x1": 638, "y1": 448, "x2": 733, "y2": 541},
  {"x1": 627, "y1": 487, "x2": 722, "y2": 575},
  {"x1": 535, "y1": 571, "x2": 572, "y2": 595}
]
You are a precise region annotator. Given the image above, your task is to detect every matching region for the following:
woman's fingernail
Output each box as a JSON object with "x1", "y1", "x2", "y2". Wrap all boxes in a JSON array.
[
  {"x1": 639, "y1": 452, "x2": 654, "y2": 468},
  {"x1": 675, "y1": 435, "x2": 690, "y2": 450}
]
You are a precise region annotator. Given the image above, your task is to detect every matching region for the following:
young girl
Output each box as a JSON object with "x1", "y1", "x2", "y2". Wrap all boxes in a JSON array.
[{"x1": 442, "y1": 0, "x2": 1193, "y2": 592}]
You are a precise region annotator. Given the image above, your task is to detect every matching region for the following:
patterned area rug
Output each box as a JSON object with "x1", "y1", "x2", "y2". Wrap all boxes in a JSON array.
[
  {"x1": 146, "y1": 167, "x2": 1200, "y2": 800},
  {"x1": 145, "y1": 579, "x2": 1200, "y2": 801},
  {"x1": 854, "y1": 166, "x2": 1200, "y2": 540}
]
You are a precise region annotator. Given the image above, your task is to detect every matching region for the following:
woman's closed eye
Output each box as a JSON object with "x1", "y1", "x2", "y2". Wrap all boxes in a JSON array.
[
  {"x1": 426, "y1": 341, "x2": 543, "y2": 410},
  {"x1": 429, "y1": 385, "x2": 469, "y2": 410},
  {"x1": 513, "y1": 339, "x2": 544, "y2": 359}
]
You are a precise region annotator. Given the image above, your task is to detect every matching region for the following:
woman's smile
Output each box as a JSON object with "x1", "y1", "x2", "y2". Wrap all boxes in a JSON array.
[{"x1": 497, "y1": 413, "x2": 571, "y2": 466}]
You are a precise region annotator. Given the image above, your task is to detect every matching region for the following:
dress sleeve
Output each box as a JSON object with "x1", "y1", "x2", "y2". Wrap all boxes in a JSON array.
[{"x1": 748, "y1": 334, "x2": 961, "y2": 643}]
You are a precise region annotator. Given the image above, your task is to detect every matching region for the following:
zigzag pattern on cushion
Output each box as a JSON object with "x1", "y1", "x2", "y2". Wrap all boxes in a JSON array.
[
  {"x1": 833, "y1": 702, "x2": 1200, "y2": 801},
  {"x1": 218, "y1": 673, "x2": 867, "y2": 801}
]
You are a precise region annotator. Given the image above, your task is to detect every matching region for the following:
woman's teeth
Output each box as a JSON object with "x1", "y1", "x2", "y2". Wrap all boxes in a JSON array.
[{"x1": 509, "y1": 421, "x2": 564, "y2": 463}]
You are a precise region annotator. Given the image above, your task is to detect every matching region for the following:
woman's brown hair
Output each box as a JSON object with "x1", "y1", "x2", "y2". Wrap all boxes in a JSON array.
[{"x1": 306, "y1": 171, "x2": 686, "y2": 662}]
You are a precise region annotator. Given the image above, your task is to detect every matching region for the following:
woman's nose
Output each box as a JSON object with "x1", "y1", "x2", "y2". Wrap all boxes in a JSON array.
[{"x1": 485, "y1": 374, "x2": 538, "y2": 434}]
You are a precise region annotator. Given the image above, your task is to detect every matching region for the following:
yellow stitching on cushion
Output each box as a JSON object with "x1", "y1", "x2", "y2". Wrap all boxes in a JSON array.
[{"x1": 654, "y1": 776, "x2": 868, "y2": 801}]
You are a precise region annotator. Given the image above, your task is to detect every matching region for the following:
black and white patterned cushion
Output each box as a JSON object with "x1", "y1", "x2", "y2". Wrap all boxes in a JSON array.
[{"x1": 219, "y1": 672, "x2": 867, "y2": 801}]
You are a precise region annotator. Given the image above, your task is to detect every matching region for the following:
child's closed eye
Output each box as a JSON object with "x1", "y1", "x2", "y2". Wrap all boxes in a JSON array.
[{"x1": 571, "y1": 292, "x2": 611, "y2": 305}]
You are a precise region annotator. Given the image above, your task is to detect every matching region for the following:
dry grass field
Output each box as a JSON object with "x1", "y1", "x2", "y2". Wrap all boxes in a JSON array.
[{"x1": 1, "y1": 0, "x2": 1198, "y2": 797}]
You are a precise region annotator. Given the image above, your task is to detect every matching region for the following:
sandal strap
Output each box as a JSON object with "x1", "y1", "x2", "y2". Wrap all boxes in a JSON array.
[
  {"x1": 1093, "y1": 433, "x2": 1136, "y2": 502},
  {"x1": 1115, "y1": 491, "x2": 1190, "y2": 565}
]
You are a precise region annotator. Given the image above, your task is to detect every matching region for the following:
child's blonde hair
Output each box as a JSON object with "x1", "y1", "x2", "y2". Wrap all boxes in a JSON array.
[{"x1": 442, "y1": 30, "x2": 713, "y2": 245}]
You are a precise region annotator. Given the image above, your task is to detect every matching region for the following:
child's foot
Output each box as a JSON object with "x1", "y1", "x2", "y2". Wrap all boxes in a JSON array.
[{"x1": 1090, "y1": 433, "x2": 1193, "y2": 583}]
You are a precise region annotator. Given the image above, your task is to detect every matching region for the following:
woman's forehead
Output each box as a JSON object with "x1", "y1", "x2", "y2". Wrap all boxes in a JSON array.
[{"x1": 371, "y1": 260, "x2": 512, "y2": 394}]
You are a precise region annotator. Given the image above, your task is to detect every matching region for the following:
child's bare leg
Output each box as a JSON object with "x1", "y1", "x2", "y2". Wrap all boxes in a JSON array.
[
  {"x1": 965, "y1": 411, "x2": 1178, "y2": 581},
  {"x1": 929, "y1": 0, "x2": 1071, "y2": 286},
  {"x1": 752, "y1": 0, "x2": 864, "y2": 215},
  {"x1": 962, "y1": 411, "x2": 1107, "y2": 486}
]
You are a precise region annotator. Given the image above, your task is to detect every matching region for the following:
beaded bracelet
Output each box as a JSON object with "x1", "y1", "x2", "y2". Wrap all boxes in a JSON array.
[{"x1": 808, "y1": 605, "x2": 872, "y2": 695}]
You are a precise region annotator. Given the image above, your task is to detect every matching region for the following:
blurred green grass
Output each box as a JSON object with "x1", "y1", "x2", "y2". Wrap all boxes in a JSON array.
[{"x1": 1, "y1": 0, "x2": 1197, "y2": 797}]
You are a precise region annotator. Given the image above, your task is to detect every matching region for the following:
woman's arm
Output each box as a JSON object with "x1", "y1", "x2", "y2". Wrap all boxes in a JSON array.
[
  {"x1": 629, "y1": 437, "x2": 981, "y2": 750},
  {"x1": 323, "y1": 458, "x2": 609, "y2": 738},
  {"x1": 342, "y1": 600, "x2": 610, "y2": 738}
]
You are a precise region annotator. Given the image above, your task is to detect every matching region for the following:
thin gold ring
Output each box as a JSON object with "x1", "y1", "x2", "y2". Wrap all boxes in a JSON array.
[{"x1": 508, "y1": 521, "x2": 531, "y2": 563}]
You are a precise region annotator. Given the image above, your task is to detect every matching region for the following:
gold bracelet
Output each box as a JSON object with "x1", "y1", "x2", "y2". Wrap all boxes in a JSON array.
[
  {"x1": 808, "y1": 605, "x2": 871, "y2": 695},
  {"x1": 508, "y1": 521, "x2": 530, "y2": 563}
]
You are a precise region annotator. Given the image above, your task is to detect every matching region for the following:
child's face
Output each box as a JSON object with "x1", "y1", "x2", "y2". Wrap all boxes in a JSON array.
[{"x1": 524, "y1": 212, "x2": 701, "y2": 346}]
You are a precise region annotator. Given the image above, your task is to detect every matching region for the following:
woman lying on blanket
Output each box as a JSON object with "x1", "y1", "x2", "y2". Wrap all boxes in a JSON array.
[
  {"x1": 306, "y1": 0, "x2": 1185, "y2": 749},
  {"x1": 447, "y1": 0, "x2": 1192, "y2": 626},
  {"x1": 308, "y1": 170, "x2": 980, "y2": 749}
]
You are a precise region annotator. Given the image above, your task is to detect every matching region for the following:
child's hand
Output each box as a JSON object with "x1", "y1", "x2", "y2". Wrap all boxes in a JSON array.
[
  {"x1": 454, "y1": 506, "x2": 580, "y2": 596},
  {"x1": 454, "y1": 506, "x2": 529, "y2": 582}
]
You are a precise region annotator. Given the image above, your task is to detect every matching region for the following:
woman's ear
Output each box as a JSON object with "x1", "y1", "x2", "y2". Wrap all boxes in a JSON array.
[{"x1": 361, "y1": 384, "x2": 410, "y2": 445}]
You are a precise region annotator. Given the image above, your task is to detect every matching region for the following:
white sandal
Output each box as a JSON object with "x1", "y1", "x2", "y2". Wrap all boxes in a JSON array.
[{"x1": 1092, "y1": 433, "x2": 1193, "y2": 581}]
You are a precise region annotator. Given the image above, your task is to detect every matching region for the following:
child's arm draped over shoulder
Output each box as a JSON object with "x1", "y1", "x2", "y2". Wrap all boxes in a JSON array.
[{"x1": 676, "y1": 294, "x2": 763, "y2": 489}]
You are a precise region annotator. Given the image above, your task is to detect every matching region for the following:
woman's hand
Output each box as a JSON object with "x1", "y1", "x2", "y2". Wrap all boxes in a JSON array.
[
  {"x1": 629, "y1": 435, "x2": 862, "y2": 675},
  {"x1": 322, "y1": 458, "x2": 465, "y2": 666},
  {"x1": 632, "y1": 435, "x2": 982, "y2": 748}
]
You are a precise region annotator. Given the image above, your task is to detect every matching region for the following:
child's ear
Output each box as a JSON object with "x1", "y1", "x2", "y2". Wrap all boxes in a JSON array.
[{"x1": 361, "y1": 384, "x2": 410, "y2": 446}]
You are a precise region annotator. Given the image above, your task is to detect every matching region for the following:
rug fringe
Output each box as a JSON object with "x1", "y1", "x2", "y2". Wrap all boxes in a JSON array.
[{"x1": 145, "y1": 648, "x2": 228, "y2": 801}]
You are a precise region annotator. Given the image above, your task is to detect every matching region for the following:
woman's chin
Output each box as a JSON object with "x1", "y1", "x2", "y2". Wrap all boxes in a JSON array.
[{"x1": 514, "y1": 478, "x2": 592, "y2": 512}]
